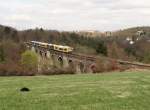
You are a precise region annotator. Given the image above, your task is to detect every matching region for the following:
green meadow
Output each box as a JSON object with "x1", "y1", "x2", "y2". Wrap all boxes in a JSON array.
[{"x1": 0, "y1": 71, "x2": 150, "y2": 110}]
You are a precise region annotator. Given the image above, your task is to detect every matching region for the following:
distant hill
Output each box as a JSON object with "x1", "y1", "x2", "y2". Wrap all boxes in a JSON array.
[
  {"x1": 0, "y1": 24, "x2": 150, "y2": 38},
  {"x1": 112, "y1": 26, "x2": 150, "y2": 37},
  {"x1": 0, "y1": 24, "x2": 17, "y2": 31},
  {"x1": 74, "y1": 26, "x2": 150, "y2": 38}
]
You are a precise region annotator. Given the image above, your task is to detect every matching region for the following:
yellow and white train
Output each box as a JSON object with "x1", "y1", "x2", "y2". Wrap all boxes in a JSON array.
[{"x1": 31, "y1": 41, "x2": 74, "y2": 53}]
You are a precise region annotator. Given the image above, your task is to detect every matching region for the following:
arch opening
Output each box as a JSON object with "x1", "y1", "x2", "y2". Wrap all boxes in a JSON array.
[
  {"x1": 58, "y1": 56, "x2": 63, "y2": 67},
  {"x1": 90, "y1": 64, "x2": 97, "y2": 73},
  {"x1": 68, "y1": 59, "x2": 74, "y2": 69},
  {"x1": 39, "y1": 51, "x2": 42, "y2": 56}
]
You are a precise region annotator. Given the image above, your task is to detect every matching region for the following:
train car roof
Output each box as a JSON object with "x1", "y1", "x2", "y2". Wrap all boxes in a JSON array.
[
  {"x1": 39, "y1": 42, "x2": 48, "y2": 45},
  {"x1": 31, "y1": 41, "x2": 41, "y2": 43},
  {"x1": 31, "y1": 41, "x2": 73, "y2": 49},
  {"x1": 54, "y1": 45, "x2": 72, "y2": 48}
]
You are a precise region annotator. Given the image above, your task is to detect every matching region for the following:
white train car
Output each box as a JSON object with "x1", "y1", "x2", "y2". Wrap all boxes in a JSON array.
[{"x1": 31, "y1": 41, "x2": 74, "y2": 53}]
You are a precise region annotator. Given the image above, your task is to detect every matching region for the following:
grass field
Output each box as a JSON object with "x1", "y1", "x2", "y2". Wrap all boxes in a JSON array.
[{"x1": 0, "y1": 71, "x2": 150, "y2": 110}]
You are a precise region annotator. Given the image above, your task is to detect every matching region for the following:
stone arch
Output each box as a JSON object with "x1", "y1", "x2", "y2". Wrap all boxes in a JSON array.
[
  {"x1": 68, "y1": 59, "x2": 74, "y2": 69},
  {"x1": 68, "y1": 59, "x2": 73, "y2": 64},
  {"x1": 89, "y1": 63, "x2": 97, "y2": 73},
  {"x1": 58, "y1": 56, "x2": 63, "y2": 67}
]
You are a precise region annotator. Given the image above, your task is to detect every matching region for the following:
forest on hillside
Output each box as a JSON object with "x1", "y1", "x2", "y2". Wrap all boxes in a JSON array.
[{"x1": 0, "y1": 25, "x2": 150, "y2": 75}]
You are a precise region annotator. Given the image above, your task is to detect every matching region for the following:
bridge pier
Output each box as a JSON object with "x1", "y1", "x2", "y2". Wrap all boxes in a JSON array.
[
  {"x1": 36, "y1": 50, "x2": 43, "y2": 73},
  {"x1": 30, "y1": 47, "x2": 42, "y2": 72},
  {"x1": 63, "y1": 56, "x2": 69, "y2": 68},
  {"x1": 50, "y1": 54, "x2": 55, "y2": 67},
  {"x1": 46, "y1": 51, "x2": 53, "y2": 66},
  {"x1": 31, "y1": 46, "x2": 35, "y2": 52},
  {"x1": 51, "y1": 55, "x2": 63, "y2": 68},
  {"x1": 75, "y1": 62, "x2": 85, "y2": 73},
  {"x1": 76, "y1": 63, "x2": 81, "y2": 73}
]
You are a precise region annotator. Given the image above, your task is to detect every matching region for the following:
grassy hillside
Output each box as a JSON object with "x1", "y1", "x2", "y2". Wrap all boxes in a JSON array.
[{"x1": 0, "y1": 71, "x2": 150, "y2": 110}]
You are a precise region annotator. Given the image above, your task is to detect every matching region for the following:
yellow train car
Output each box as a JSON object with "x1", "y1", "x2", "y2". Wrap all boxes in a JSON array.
[
  {"x1": 53, "y1": 44, "x2": 73, "y2": 53},
  {"x1": 31, "y1": 41, "x2": 48, "y2": 48},
  {"x1": 38, "y1": 42, "x2": 48, "y2": 48},
  {"x1": 31, "y1": 41, "x2": 74, "y2": 53}
]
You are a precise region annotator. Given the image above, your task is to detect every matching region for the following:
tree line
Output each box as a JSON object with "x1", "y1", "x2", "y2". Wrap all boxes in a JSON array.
[{"x1": 0, "y1": 25, "x2": 150, "y2": 75}]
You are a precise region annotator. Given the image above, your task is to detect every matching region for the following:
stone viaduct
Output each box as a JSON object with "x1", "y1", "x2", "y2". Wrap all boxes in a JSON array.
[
  {"x1": 26, "y1": 42, "x2": 97, "y2": 73},
  {"x1": 25, "y1": 42, "x2": 150, "y2": 73}
]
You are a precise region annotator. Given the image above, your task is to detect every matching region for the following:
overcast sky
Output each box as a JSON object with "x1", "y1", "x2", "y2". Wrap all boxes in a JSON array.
[{"x1": 0, "y1": 0, "x2": 150, "y2": 31}]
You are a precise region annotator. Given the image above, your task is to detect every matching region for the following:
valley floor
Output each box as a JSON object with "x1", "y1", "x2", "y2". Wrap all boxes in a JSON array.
[{"x1": 0, "y1": 71, "x2": 150, "y2": 110}]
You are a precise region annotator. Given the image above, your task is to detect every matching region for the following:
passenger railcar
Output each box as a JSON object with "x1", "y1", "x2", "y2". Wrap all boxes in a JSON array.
[{"x1": 30, "y1": 41, "x2": 73, "y2": 53}]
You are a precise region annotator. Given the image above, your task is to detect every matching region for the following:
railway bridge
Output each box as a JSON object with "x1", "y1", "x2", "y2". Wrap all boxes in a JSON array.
[
  {"x1": 26, "y1": 42, "x2": 97, "y2": 73},
  {"x1": 25, "y1": 42, "x2": 150, "y2": 73}
]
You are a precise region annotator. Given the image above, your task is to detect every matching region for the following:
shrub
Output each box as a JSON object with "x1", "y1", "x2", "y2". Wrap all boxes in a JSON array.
[
  {"x1": 143, "y1": 52, "x2": 150, "y2": 63},
  {"x1": 96, "y1": 41, "x2": 107, "y2": 56},
  {"x1": 41, "y1": 67, "x2": 75, "y2": 75},
  {"x1": 0, "y1": 63, "x2": 31, "y2": 76},
  {"x1": 21, "y1": 50, "x2": 38, "y2": 74},
  {"x1": 94, "y1": 57, "x2": 120, "y2": 73}
]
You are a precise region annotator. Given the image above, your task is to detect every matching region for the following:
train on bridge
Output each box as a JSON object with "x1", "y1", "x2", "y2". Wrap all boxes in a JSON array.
[
  {"x1": 31, "y1": 41, "x2": 74, "y2": 53},
  {"x1": 27, "y1": 41, "x2": 150, "y2": 72}
]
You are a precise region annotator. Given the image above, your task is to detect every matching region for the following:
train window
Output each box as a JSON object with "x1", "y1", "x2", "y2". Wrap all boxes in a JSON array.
[
  {"x1": 59, "y1": 48, "x2": 63, "y2": 51},
  {"x1": 64, "y1": 48, "x2": 67, "y2": 51},
  {"x1": 50, "y1": 46, "x2": 54, "y2": 49}
]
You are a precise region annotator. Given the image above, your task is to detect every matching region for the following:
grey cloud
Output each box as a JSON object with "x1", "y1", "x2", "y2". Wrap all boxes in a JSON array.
[{"x1": 0, "y1": 0, "x2": 150, "y2": 31}]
